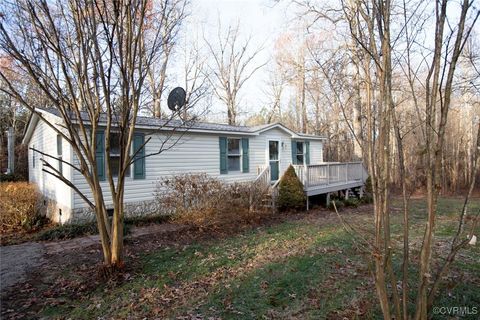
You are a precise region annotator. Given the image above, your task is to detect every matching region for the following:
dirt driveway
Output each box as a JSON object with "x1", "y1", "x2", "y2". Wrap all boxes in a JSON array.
[
  {"x1": 0, "y1": 223, "x2": 184, "y2": 295},
  {"x1": 0, "y1": 242, "x2": 46, "y2": 292}
]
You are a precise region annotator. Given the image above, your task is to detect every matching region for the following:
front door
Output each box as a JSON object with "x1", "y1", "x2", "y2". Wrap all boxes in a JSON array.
[{"x1": 269, "y1": 140, "x2": 279, "y2": 181}]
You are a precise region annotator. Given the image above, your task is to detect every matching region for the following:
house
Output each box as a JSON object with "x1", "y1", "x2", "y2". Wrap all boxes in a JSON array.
[{"x1": 22, "y1": 108, "x2": 366, "y2": 224}]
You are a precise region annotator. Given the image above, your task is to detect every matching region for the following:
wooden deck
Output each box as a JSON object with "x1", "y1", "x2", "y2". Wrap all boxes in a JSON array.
[{"x1": 293, "y1": 162, "x2": 367, "y2": 196}]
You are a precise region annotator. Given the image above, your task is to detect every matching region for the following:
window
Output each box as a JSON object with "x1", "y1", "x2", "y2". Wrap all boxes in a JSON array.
[
  {"x1": 57, "y1": 135, "x2": 63, "y2": 175},
  {"x1": 227, "y1": 138, "x2": 241, "y2": 171},
  {"x1": 296, "y1": 141, "x2": 304, "y2": 164},
  {"x1": 109, "y1": 133, "x2": 130, "y2": 178},
  {"x1": 269, "y1": 141, "x2": 279, "y2": 161}
]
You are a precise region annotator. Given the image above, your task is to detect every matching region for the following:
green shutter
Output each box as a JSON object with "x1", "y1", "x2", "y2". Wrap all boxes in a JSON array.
[
  {"x1": 291, "y1": 140, "x2": 297, "y2": 165},
  {"x1": 133, "y1": 133, "x2": 145, "y2": 179},
  {"x1": 305, "y1": 141, "x2": 310, "y2": 165},
  {"x1": 219, "y1": 137, "x2": 228, "y2": 174},
  {"x1": 242, "y1": 138, "x2": 249, "y2": 173},
  {"x1": 95, "y1": 130, "x2": 105, "y2": 181}
]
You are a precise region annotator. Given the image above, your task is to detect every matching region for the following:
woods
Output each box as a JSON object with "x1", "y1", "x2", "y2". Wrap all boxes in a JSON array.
[{"x1": 285, "y1": 0, "x2": 479, "y2": 319}]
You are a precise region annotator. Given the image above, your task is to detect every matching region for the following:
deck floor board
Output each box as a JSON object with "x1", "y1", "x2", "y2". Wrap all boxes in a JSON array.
[{"x1": 304, "y1": 180, "x2": 364, "y2": 196}]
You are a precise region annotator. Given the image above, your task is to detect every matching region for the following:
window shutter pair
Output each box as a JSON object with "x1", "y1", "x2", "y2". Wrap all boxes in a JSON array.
[
  {"x1": 291, "y1": 140, "x2": 310, "y2": 165},
  {"x1": 95, "y1": 130, "x2": 145, "y2": 180},
  {"x1": 219, "y1": 137, "x2": 249, "y2": 174}
]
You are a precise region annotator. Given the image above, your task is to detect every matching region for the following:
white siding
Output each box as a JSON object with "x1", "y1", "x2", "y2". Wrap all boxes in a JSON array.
[
  {"x1": 28, "y1": 116, "x2": 73, "y2": 223},
  {"x1": 310, "y1": 140, "x2": 324, "y2": 164},
  {"x1": 260, "y1": 128, "x2": 293, "y2": 174},
  {"x1": 71, "y1": 127, "x2": 324, "y2": 210}
]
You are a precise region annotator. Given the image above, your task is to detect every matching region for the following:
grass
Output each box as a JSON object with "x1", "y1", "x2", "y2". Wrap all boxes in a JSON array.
[{"x1": 11, "y1": 197, "x2": 480, "y2": 319}]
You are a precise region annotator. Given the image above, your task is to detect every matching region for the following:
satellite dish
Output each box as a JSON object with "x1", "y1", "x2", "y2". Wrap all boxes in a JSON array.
[{"x1": 167, "y1": 87, "x2": 186, "y2": 111}]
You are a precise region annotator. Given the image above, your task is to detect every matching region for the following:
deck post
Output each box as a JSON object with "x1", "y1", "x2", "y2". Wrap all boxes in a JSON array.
[
  {"x1": 305, "y1": 164, "x2": 309, "y2": 188},
  {"x1": 327, "y1": 164, "x2": 330, "y2": 185},
  {"x1": 306, "y1": 196, "x2": 309, "y2": 211},
  {"x1": 345, "y1": 189, "x2": 349, "y2": 200},
  {"x1": 359, "y1": 186, "x2": 364, "y2": 198}
]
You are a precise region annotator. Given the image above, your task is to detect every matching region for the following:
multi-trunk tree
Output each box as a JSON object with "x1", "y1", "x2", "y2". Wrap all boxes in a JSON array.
[{"x1": 0, "y1": 0, "x2": 193, "y2": 269}]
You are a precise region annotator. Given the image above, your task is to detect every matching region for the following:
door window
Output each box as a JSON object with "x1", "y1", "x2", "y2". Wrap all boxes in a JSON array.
[{"x1": 269, "y1": 141, "x2": 279, "y2": 160}]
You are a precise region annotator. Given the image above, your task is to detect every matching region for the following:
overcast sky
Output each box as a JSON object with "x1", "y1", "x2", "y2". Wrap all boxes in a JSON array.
[
  {"x1": 165, "y1": 0, "x2": 479, "y2": 124},
  {"x1": 168, "y1": 0, "x2": 294, "y2": 123}
]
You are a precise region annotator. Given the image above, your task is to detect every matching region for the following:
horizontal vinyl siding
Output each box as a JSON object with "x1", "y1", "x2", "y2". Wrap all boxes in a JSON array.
[
  {"x1": 261, "y1": 128, "x2": 292, "y2": 175},
  {"x1": 73, "y1": 132, "x2": 264, "y2": 209},
  {"x1": 28, "y1": 116, "x2": 73, "y2": 214},
  {"x1": 72, "y1": 127, "x2": 323, "y2": 209},
  {"x1": 310, "y1": 140, "x2": 324, "y2": 164}
]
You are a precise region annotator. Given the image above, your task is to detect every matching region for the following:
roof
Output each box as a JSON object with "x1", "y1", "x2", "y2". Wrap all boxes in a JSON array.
[{"x1": 22, "y1": 108, "x2": 326, "y2": 143}]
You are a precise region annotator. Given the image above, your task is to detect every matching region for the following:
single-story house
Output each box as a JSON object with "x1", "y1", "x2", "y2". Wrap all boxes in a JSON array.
[{"x1": 22, "y1": 108, "x2": 330, "y2": 224}]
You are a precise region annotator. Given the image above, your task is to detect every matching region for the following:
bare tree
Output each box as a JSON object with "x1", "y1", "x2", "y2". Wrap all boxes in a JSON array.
[
  {"x1": 262, "y1": 65, "x2": 286, "y2": 124},
  {"x1": 414, "y1": 1, "x2": 479, "y2": 317},
  {"x1": 275, "y1": 31, "x2": 309, "y2": 133},
  {"x1": 205, "y1": 22, "x2": 266, "y2": 125},
  {"x1": 146, "y1": 0, "x2": 188, "y2": 118},
  {"x1": 180, "y1": 37, "x2": 211, "y2": 118},
  {"x1": 0, "y1": 0, "x2": 193, "y2": 270},
  {"x1": 296, "y1": 0, "x2": 479, "y2": 319}
]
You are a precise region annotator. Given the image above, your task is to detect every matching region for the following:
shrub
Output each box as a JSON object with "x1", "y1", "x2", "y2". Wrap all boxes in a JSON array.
[
  {"x1": 359, "y1": 194, "x2": 374, "y2": 204},
  {"x1": 277, "y1": 165, "x2": 306, "y2": 211},
  {"x1": 327, "y1": 199, "x2": 345, "y2": 211},
  {"x1": 36, "y1": 222, "x2": 98, "y2": 240},
  {"x1": 344, "y1": 197, "x2": 360, "y2": 208},
  {"x1": 154, "y1": 173, "x2": 224, "y2": 215},
  {"x1": 36, "y1": 221, "x2": 133, "y2": 241},
  {"x1": 0, "y1": 173, "x2": 24, "y2": 182},
  {"x1": 154, "y1": 173, "x2": 271, "y2": 230},
  {"x1": 0, "y1": 182, "x2": 43, "y2": 233},
  {"x1": 124, "y1": 214, "x2": 171, "y2": 227}
]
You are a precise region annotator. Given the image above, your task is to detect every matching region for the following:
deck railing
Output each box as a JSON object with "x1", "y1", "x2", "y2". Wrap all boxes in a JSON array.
[
  {"x1": 293, "y1": 162, "x2": 366, "y2": 188},
  {"x1": 255, "y1": 165, "x2": 271, "y2": 188}
]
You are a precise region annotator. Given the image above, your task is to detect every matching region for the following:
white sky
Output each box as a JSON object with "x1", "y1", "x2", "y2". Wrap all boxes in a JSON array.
[
  {"x1": 165, "y1": 0, "x2": 478, "y2": 124},
  {"x1": 168, "y1": 0, "x2": 294, "y2": 123}
]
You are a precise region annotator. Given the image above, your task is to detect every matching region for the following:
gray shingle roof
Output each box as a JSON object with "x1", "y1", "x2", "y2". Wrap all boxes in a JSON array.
[{"x1": 36, "y1": 107, "x2": 326, "y2": 138}]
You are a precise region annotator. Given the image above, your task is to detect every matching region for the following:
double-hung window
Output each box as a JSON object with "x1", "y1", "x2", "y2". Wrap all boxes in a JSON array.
[
  {"x1": 219, "y1": 137, "x2": 249, "y2": 174},
  {"x1": 227, "y1": 138, "x2": 241, "y2": 171},
  {"x1": 296, "y1": 141, "x2": 304, "y2": 165},
  {"x1": 96, "y1": 131, "x2": 145, "y2": 181},
  {"x1": 57, "y1": 135, "x2": 63, "y2": 174},
  {"x1": 109, "y1": 133, "x2": 130, "y2": 178}
]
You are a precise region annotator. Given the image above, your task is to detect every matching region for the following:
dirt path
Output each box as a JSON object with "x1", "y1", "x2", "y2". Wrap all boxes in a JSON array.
[
  {"x1": 0, "y1": 242, "x2": 46, "y2": 292},
  {"x1": 0, "y1": 223, "x2": 185, "y2": 294}
]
